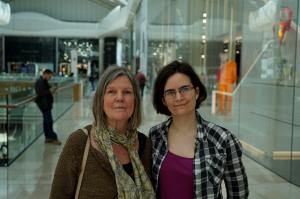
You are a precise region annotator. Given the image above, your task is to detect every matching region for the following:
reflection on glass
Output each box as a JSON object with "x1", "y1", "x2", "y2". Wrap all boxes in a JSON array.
[{"x1": 139, "y1": 0, "x2": 300, "y2": 188}]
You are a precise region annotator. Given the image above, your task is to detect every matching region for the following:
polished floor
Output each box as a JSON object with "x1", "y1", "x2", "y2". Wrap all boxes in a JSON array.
[{"x1": 0, "y1": 92, "x2": 300, "y2": 199}]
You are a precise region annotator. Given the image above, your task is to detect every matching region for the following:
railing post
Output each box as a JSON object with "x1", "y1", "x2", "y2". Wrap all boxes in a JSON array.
[{"x1": 211, "y1": 90, "x2": 216, "y2": 114}]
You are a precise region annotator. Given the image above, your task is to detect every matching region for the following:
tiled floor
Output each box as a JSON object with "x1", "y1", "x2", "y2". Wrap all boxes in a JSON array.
[{"x1": 0, "y1": 93, "x2": 300, "y2": 199}]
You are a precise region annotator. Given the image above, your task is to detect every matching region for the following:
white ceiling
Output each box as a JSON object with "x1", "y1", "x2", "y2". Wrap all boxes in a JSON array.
[
  {"x1": 0, "y1": 0, "x2": 138, "y2": 38},
  {"x1": 6, "y1": 0, "x2": 125, "y2": 23},
  {"x1": 148, "y1": 0, "x2": 204, "y2": 26}
]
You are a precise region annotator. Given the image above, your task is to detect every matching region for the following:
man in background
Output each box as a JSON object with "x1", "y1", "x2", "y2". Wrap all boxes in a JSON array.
[
  {"x1": 34, "y1": 69, "x2": 61, "y2": 145},
  {"x1": 135, "y1": 70, "x2": 147, "y2": 98}
]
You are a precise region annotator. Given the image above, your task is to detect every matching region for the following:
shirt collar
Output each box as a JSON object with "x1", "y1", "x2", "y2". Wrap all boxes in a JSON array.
[
  {"x1": 158, "y1": 111, "x2": 208, "y2": 142},
  {"x1": 159, "y1": 117, "x2": 171, "y2": 142},
  {"x1": 195, "y1": 111, "x2": 208, "y2": 142}
]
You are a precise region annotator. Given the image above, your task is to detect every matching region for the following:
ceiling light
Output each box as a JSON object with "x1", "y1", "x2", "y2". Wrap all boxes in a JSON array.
[{"x1": 0, "y1": 1, "x2": 10, "y2": 25}]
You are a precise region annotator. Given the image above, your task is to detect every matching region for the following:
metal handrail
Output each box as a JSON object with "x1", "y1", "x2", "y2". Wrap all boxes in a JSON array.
[
  {"x1": 211, "y1": 40, "x2": 274, "y2": 113},
  {"x1": 0, "y1": 83, "x2": 73, "y2": 109}
]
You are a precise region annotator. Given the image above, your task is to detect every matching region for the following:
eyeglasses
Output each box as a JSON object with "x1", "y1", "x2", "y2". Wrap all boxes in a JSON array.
[{"x1": 164, "y1": 85, "x2": 194, "y2": 99}]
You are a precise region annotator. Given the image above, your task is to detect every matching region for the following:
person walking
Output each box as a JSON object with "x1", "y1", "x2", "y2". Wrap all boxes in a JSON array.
[
  {"x1": 150, "y1": 60, "x2": 249, "y2": 198},
  {"x1": 88, "y1": 64, "x2": 98, "y2": 92},
  {"x1": 49, "y1": 66, "x2": 155, "y2": 199},
  {"x1": 34, "y1": 69, "x2": 61, "y2": 145},
  {"x1": 135, "y1": 70, "x2": 147, "y2": 97},
  {"x1": 88, "y1": 72, "x2": 97, "y2": 91}
]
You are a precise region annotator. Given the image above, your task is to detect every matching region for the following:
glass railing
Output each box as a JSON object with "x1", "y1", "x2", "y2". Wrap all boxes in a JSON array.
[{"x1": 0, "y1": 76, "x2": 73, "y2": 166}]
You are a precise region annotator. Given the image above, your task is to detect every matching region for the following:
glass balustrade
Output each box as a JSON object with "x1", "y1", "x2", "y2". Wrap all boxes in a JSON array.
[{"x1": 0, "y1": 76, "x2": 73, "y2": 166}]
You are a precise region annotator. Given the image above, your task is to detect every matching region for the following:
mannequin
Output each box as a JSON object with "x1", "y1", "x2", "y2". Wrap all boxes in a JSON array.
[{"x1": 217, "y1": 52, "x2": 237, "y2": 114}]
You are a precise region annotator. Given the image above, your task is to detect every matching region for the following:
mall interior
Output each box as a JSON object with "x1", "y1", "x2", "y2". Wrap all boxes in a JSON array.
[{"x1": 0, "y1": 0, "x2": 300, "y2": 198}]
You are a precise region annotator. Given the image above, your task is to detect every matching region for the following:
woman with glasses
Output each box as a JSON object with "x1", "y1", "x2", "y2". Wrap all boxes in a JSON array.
[{"x1": 149, "y1": 60, "x2": 249, "y2": 199}]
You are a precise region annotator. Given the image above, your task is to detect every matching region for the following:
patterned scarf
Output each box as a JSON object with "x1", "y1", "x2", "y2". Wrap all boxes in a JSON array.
[{"x1": 92, "y1": 124, "x2": 155, "y2": 199}]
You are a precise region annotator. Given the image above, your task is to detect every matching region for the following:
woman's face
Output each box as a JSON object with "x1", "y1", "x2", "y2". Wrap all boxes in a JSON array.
[
  {"x1": 103, "y1": 75, "x2": 135, "y2": 128},
  {"x1": 163, "y1": 73, "x2": 199, "y2": 117}
]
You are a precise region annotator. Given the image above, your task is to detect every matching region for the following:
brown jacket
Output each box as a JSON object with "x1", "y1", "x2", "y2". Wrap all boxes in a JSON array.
[{"x1": 49, "y1": 125, "x2": 152, "y2": 199}]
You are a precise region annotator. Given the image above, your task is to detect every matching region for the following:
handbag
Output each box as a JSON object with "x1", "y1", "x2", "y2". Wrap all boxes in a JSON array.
[{"x1": 74, "y1": 128, "x2": 90, "y2": 199}]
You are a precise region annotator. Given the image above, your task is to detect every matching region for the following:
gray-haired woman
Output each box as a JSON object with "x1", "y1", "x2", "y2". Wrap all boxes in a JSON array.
[{"x1": 49, "y1": 66, "x2": 155, "y2": 199}]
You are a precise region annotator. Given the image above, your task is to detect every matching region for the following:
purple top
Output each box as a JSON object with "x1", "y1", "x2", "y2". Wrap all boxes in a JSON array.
[{"x1": 159, "y1": 151, "x2": 194, "y2": 199}]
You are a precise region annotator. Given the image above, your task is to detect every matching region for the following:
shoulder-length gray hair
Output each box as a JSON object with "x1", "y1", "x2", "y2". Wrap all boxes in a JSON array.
[{"x1": 92, "y1": 66, "x2": 142, "y2": 130}]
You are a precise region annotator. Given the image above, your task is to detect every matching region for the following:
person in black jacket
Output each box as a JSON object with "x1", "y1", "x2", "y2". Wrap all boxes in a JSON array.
[{"x1": 35, "y1": 69, "x2": 61, "y2": 145}]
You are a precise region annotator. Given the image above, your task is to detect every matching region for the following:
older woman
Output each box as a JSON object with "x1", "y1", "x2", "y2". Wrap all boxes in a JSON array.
[
  {"x1": 49, "y1": 67, "x2": 155, "y2": 199},
  {"x1": 149, "y1": 60, "x2": 249, "y2": 199}
]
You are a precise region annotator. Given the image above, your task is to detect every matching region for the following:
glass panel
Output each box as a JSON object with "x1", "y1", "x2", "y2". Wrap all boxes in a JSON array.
[
  {"x1": 7, "y1": 90, "x2": 42, "y2": 163},
  {"x1": 52, "y1": 81, "x2": 73, "y2": 120},
  {"x1": 0, "y1": 36, "x2": 3, "y2": 72},
  {"x1": 7, "y1": 105, "x2": 27, "y2": 163},
  {"x1": 292, "y1": 87, "x2": 300, "y2": 186},
  {"x1": 0, "y1": 75, "x2": 73, "y2": 166},
  {"x1": 0, "y1": 96, "x2": 8, "y2": 166},
  {"x1": 239, "y1": 0, "x2": 298, "y2": 183},
  {"x1": 291, "y1": 1, "x2": 300, "y2": 186},
  {"x1": 142, "y1": 0, "x2": 300, "y2": 188},
  {"x1": 147, "y1": 0, "x2": 207, "y2": 90}
]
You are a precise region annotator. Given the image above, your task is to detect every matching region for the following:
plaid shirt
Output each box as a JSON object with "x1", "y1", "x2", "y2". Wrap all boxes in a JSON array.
[{"x1": 149, "y1": 111, "x2": 249, "y2": 199}]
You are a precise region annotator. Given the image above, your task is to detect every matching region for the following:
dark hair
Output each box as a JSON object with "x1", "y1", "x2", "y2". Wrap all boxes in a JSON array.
[
  {"x1": 92, "y1": 66, "x2": 142, "y2": 130},
  {"x1": 42, "y1": 69, "x2": 53, "y2": 75},
  {"x1": 152, "y1": 60, "x2": 207, "y2": 116}
]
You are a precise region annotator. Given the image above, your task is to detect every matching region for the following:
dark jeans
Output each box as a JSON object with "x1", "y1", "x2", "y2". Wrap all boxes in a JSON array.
[
  {"x1": 140, "y1": 85, "x2": 145, "y2": 97},
  {"x1": 89, "y1": 79, "x2": 95, "y2": 91},
  {"x1": 41, "y1": 109, "x2": 57, "y2": 140}
]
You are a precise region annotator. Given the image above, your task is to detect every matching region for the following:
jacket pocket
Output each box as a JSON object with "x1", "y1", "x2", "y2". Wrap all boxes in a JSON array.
[
  {"x1": 35, "y1": 97, "x2": 50, "y2": 109},
  {"x1": 205, "y1": 154, "x2": 226, "y2": 185}
]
